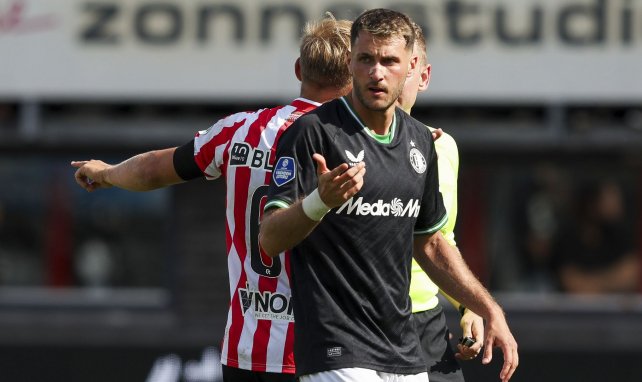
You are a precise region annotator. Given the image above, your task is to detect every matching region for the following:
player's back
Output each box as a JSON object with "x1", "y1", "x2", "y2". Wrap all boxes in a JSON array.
[{"x1": 191, "y1": 98, "x2": 321, "y2": 373}]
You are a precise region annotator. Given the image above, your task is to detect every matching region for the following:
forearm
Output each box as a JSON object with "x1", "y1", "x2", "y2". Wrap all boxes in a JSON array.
[
  {"x1": 414, "y1": 234, "x2": 503, "y2": 321},
  {"x1": 107, "y1": 148, "x2": 183, "y2": 191},
  {"x1": 259, "y1": 203, "x2": 320, "y2": 258},
  {"x1": 259, "y1": 154, "x2": 365, "y2": 258}
]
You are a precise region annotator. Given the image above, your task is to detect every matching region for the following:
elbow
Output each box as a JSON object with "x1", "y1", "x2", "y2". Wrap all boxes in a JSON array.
[{"x1": 415, "y1": 232, "x2": 441, "y2": 258}]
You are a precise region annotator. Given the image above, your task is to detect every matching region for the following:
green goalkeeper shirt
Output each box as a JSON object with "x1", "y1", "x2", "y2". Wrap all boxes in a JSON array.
[{"x1": 410, "y1": 126, "x2": 460, "y2": 313}]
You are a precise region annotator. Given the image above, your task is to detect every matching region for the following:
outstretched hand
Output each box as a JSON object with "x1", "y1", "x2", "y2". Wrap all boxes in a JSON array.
[
  {"x1": 71, "y1": 160, "x2": 112, "y2": 192},
  {"x1": 312, "y1": 153, "x2": 365, "y2": 208}
]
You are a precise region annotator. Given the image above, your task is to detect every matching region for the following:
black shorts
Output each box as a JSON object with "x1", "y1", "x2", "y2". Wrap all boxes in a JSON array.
[
  {"x1": 413, "y1": 305, "x2": 465, "y2": 382},
  {"x1": 222, "y1": 365, "x2": 296, "y2": 382}
]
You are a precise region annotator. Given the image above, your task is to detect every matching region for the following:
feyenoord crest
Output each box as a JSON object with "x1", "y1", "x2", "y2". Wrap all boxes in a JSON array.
[{"x1": 409, "y1": 147, "x2": 427, "y2": 174}]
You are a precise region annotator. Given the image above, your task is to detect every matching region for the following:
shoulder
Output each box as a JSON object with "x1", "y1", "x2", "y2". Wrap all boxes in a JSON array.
[
  {"x1": 306, "y1": 98, "x2": 342, "y2": 119},
  {"x1": 396, "y1": 110, "x2": 433, "y2": 144},
  {"x1": 396, "y1": 108, "x2": 423, "y2": 126},
  {"x1": 397, "y1": 109, "x2": 430, "y2": 133},
  {"x1": 199, "y1": 107, "x2": 276, "y2": 138},
  {"x1": 208, "y1": 99, "x2": 315, "y2": 129},
  {"x1": 293, "y1": 99, "x2": 343, "y2": 133},
  {"x1": 279, "y1": 107, "x2": 329, "y2": 146},
  {"x1": 222, "y1": 102, "x2": 307, "y2": 126}
]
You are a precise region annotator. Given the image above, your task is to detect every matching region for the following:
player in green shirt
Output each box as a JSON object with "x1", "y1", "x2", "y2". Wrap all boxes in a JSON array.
[{"x1": 397, "y1": 23, "x2": 485, "y2": 382}]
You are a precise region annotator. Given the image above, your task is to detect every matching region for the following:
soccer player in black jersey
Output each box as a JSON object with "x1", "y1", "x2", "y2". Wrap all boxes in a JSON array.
[{"x1": 260, "y1": 8, "x2": 518, "y2": 382}]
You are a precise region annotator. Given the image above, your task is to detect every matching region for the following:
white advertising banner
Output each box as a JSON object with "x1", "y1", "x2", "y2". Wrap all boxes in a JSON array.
[{"x1": 0, "y1": 0, "x2": 640, "y2": 102}]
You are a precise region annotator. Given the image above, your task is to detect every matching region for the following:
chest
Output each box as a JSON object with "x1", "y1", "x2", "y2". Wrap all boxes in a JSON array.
[{"x1": 323, "y1": 126, "x2": 431, "y2": 202}]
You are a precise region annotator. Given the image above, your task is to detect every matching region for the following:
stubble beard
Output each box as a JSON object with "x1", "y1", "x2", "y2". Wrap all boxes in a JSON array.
[{"x1": 354, "y1": 80, "x2": 405, "y2": 113}]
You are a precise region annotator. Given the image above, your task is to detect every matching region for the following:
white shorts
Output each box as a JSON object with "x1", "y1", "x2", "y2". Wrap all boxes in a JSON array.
[{"x1": 299, "y1": 367, "x2": 429, "y2": 382}]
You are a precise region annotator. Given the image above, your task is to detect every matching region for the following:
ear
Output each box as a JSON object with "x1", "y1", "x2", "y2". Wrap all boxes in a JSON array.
[
  {"x1": 345, "y1": 51, "x2": 352, "y2": 73},
  {"x1": 295, "y1": 58, "x2": 302, "y2": 81},
  {"x1": 407, "y1": 55, "x2": 418, "y2": 78},
  {"x1": 418, "y1": 64, "x2": 432, "y2": 92}
]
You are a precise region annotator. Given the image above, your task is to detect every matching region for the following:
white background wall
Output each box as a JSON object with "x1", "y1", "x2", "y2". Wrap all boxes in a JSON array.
[{"x1": 1, "y1": 0, "x2": 640, "y2": 102}]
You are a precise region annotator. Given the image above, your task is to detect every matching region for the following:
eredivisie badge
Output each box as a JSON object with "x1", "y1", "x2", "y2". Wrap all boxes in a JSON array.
[{"x1": 273, "y1": 156, "x2": 296, "y2": 186}]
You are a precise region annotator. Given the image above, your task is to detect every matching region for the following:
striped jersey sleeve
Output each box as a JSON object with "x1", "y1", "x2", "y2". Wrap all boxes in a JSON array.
[{"x1": 193, "y1": 110, "x2": 263, "y2": 179}]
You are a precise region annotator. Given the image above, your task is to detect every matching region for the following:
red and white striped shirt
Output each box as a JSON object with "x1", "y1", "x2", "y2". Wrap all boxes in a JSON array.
[{"x1": 191, "y1": 98, "x2": 320, "y2": 374}]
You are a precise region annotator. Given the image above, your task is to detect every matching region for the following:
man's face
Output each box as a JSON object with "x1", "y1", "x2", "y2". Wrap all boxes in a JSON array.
[
  {"x1": 349, "y1": 31, "x2": 414, "y2": 112},
  {"x1": 396, "y1": 60, "x2": 423, "y2": 113},
  {"x1": 396, "y1": 57, "x2": 430, "y2": 113}
]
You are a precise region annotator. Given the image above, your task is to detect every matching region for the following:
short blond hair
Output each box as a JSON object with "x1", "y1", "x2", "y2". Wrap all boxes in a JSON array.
[{"x1": 299, "y1": 15, "x2": 352, "y2": 89}]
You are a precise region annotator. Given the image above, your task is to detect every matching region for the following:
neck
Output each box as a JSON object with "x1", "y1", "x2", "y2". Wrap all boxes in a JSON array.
[
  {"x1": 347, "y1": 93, "x2": 395, "y2": 136},
  {"x1": 299, "y1": 82, "x2": 349, "y2": 104}
]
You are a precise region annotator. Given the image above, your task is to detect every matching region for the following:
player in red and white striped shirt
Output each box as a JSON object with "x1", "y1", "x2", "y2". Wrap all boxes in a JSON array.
[{"x1": 71, "y1": 16, "x2": 352, "y2": 382}]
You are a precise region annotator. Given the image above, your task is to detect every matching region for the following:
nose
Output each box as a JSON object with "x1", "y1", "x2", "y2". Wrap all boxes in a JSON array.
[{"x1": 368, "y1": 65, "x2": 383, "y2": 80}]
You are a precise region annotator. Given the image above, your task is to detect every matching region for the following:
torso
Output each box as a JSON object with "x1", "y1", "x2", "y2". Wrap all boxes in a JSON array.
[
  {"x1": 191, "y1": 98, "x2": 321, "y2": 374},
  {"x1": 266, "y1": 97, "x2": 447, "y2": 376}
]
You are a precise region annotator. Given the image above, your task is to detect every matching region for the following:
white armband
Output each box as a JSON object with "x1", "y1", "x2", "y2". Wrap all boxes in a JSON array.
[{"x1": 301, "y1": 188, "x2": 331, "y2": 221}]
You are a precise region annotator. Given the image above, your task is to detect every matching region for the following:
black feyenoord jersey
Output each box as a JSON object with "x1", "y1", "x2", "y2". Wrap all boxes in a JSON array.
[{"x1": 265, "y1": 97, "x2": 447, "y2": 376}]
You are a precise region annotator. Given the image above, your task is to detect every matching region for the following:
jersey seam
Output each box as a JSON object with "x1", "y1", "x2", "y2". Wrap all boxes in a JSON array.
[
  {"x1": 414, "y1": 212, "x2": 449, "y2": 235},
  {"x1": 264, "y1": 198, "x2": 291, "y2": 211}
]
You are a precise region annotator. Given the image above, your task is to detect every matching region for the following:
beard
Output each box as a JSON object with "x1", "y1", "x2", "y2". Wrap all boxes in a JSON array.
[{"x1": 353, "y1": 79, "x2": 405, "y2": 112}]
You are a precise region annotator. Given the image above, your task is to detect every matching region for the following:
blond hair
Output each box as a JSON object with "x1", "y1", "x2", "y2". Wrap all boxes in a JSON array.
[{"x1": 299, "y1": 15, "x2": 352, "y2": 89}]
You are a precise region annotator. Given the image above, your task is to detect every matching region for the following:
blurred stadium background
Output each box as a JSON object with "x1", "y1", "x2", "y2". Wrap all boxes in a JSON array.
[{"x1": 1, "y1": 0, "x2": 642, "y2": 381}]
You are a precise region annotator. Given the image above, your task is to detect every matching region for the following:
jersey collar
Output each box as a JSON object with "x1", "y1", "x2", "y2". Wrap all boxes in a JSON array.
[
  {"x1": 294, "y1": 97, "x2": 322, "y2": 107},
  {"x1": 339, "y1": 97, "x2": 396, "y2": 144}
]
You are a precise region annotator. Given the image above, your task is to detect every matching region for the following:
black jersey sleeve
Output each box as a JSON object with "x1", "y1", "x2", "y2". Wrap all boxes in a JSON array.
[
  {"x1": 414, "y1": 126, "x2": 448, "y2": 235},
  {"x1": 172, "y1": 140, "x2": 204, "y2": 181},
  {"x1": 265, "y1": 115, "x2": 322, "y2": 211}
]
